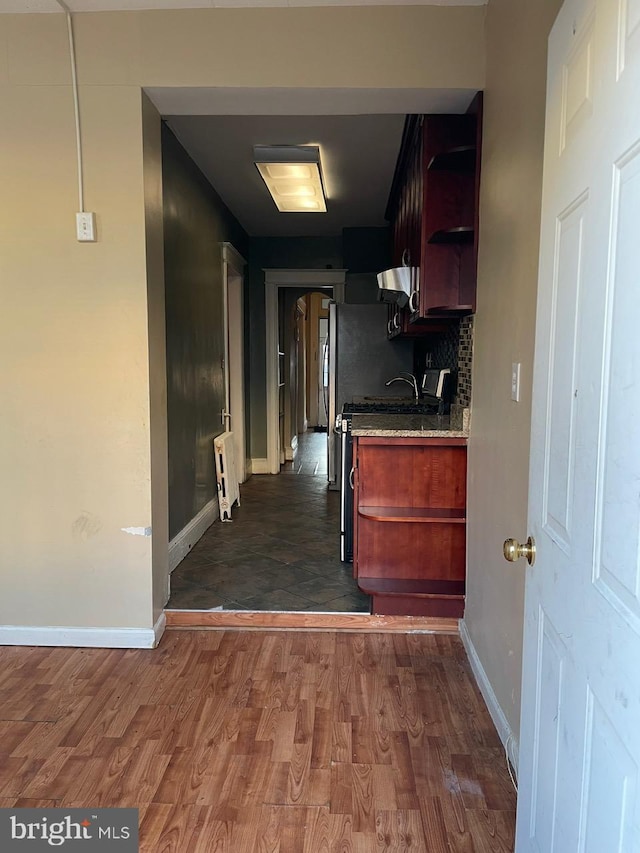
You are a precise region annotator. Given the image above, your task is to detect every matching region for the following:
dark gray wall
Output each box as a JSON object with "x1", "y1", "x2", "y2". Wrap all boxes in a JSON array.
[
  {"x1": 162, "y1": 125, "x2": 249, "y2": 539},
  {"x1": 344, "y1": 273, "x2": 379, "y2": 305},
  {"x1": 343, "y1": 226, "x2": 391, "y2": 274},
  {"x1": 343, "y1": 226, "x2": 390, "y2": 304}
]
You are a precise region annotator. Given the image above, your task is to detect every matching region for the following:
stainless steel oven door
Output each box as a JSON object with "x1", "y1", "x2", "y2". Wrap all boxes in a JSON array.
[{"x1": 339, "y1": 415, "x2": 354, "y2": 562}]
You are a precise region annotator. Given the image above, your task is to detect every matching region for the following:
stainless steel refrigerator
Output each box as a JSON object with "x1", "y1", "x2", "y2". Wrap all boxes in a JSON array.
[{"x1": 326, "y1": 302, "x2": 414, "y2": 489}]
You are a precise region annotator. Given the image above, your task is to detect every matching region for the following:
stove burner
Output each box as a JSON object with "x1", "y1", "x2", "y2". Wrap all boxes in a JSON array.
[{"x1": 343, "y1": 401, "x2": 439, "y2": 415}]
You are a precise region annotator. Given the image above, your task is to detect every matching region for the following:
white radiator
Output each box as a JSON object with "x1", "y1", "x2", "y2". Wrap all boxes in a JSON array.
[{"x1": 214, "y1": 431, "x2": 241, "y2": 521}]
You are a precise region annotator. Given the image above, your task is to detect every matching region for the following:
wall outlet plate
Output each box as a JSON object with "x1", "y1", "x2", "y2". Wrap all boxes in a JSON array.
[
  {"x1": 76, "y1": 212, "x2": 97, "y2": 242},
  {"x1": 511, "y1": 362, "x2": 521, "y2": 402}
]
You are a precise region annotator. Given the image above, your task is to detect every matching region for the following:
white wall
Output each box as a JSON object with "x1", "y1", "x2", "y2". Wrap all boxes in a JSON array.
[
  {"x1": 465, "y1": 0, "x2": 563, "y2": 742},
  {"x1": 0, "y1": 81, "x2": 156, "y2": 633}
]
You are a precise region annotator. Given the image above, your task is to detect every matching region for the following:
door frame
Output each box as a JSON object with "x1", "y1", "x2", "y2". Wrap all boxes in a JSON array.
[
  {"x1": 264, "y1": 268, "x2": 346, "y2": 475},
  {"x1": 222, "y1": 242, "x2": 247, "y2": 482}
]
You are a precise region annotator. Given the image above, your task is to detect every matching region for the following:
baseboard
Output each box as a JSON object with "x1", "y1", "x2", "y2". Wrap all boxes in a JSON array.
[
  {"x1": 0, "y1": 612, "x2": 166, "y2": 649},
  {"x1": 251, "y1": 457, "x2": 270, "y2": 475},
  {"x1": 168, "y1": 497, "x2": 217, "y2": 573},
  {"x1": 153, "y1": 611, "x2": 166, "y2": 646},
  {"x1": 459, "y1": 619, "x2": 519, "y2": 776}
]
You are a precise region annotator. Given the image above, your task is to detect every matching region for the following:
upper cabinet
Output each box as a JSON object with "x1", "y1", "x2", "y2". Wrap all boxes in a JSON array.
[{"x1": 386, "y1": 93, "x2": 483, "y2": 338}]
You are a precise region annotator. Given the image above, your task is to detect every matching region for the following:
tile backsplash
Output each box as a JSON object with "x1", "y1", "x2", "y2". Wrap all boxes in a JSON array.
[
  {"x1": 417, "y1": 316, "x2": 474, "y2": 408},
  {"x1": 456, "y1": 316, "x2": 473, "y2": 408}
]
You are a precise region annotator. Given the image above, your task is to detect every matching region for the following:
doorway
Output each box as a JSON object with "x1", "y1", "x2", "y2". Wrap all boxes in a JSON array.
[
  {"x1": 280, "y1": 289, "x2": 327, "y2": 465},
  {"x1": 264, "y1": 268, "x2": 346, "y2": 474}
]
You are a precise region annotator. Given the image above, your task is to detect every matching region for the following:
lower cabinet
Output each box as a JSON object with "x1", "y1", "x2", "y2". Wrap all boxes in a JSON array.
[{"x1": 353, "y1": 436, "x2": 467, "y2": 617}]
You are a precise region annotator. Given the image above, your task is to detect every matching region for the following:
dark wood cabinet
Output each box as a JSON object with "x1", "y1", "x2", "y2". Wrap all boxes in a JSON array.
[
  {"x1": 353, "y1": 436, "x2": 467, "y2": 617},
  {"x1": 386, "y1": 94, "x2": 483, "y2": 339}
]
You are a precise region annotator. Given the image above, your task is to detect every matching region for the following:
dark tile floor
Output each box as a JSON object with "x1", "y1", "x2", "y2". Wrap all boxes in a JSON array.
[{"x1": 167, "y1": 431, "x2": 371, "y2": 613}]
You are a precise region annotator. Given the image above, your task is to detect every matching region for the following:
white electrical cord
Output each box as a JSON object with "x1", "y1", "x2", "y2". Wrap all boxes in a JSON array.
[
  {"x1": 55, "y1": 0, "x2": 84, "y2": 213},
  {"x1": 505, "y1": 733, "x2": 518, "y2": 793}
]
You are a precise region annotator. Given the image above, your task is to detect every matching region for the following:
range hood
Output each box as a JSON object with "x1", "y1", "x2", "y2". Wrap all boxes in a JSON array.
[{"x1": 376, "y1": 266, "x2": 412, "y2": 308}]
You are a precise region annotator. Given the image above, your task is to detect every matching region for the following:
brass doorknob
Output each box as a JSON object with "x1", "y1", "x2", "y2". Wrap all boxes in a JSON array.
[{"x1": 503, "y1": 536, "x2": 536, "y2": 566}]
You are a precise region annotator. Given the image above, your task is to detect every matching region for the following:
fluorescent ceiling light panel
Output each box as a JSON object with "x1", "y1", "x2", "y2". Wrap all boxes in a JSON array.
[{"x1": 254, "y1": 145, "x2": 327, "y2": 213}]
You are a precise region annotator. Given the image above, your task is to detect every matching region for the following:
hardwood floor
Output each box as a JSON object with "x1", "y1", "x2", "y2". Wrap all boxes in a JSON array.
[{"x1": 0, "y1": 630, "x2": 516, "y2": 851}]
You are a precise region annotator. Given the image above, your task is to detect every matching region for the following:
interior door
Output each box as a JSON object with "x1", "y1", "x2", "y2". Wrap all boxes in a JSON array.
[
  {"x1": 516, "y1": 0, "x2": 640, "y2": 849},
  {"x1": 227, "y1": 270, "x2": 246, "y2": 482},
  {"x1": 222, "y1": 245, "x2": 247, "y2": 482},
  {"x1": 318, "y1": 317, "x2": 329, "y2": 428}
]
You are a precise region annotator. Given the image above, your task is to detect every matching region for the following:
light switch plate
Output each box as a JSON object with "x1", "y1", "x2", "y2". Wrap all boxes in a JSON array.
[
  {"x1": 511, "y1": 362, "x2": 521, "y2": 402},
  {"x1": 76, "y1": 212, "x2": 96, "y2": 242}
]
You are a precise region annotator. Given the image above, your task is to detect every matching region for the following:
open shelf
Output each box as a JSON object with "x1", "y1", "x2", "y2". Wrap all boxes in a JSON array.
[
  {"x1": 427, "y1": 145, "x2": 476, "y2": 173},
  {"x1": 358, "y1": 577, "x2": 465, "y2": 598},
  {"x1": 428, "y1": 226, "x2": 474, "y2": 245},
  {"x1": 357, "y1": 576, "x2": 466, "y2": 617},
  {"x1": 358, "y1": 506, "x2": 466, "y2": 523},
  {"x1": 424, "y1": 304, "x2": 474, "y2": 316},
  {"x1": 353, "y1": 437, "x2": 468, "y2": 618}
]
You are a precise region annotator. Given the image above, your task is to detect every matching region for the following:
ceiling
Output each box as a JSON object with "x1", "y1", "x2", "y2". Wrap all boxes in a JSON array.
[
  {"x1": 166, "y1": 114, "x2": 405, "y2": 238},
  {"x1": 0, "y1": 0, "x2": 486, "y2": 12},
  {"x1": 157, "y1": 87, "x2": 477, "y2": 238}
]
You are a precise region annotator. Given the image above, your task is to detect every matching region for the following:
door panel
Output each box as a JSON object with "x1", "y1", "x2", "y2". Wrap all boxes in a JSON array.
[
  {"x1": 528, "y1": 610, "x2": 565, "y2": 853},
  {"x1": 619, "y1": 0, "x2": 640, "y2": 76},
  {"x1": 560, "y1": 13, "x2": 595, "y2": 153},
  {"x1": 543, "y1": 193, "x2": 588, "y2": 551},
  {"x1": 583, "y1": 689, "x2": 638, "y2": 853},
  {"x1": 596, "y1": 146, "x2": 640, "y2": 622}
]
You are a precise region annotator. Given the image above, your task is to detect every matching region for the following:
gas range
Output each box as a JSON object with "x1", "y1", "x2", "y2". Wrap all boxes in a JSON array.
[{"x1": 342, "y1": 401, "x2": 440, "y2": 415}]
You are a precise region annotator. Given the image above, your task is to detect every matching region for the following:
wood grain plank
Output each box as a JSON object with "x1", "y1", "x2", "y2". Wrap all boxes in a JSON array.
[
  {"x1": 139, "y1": 803, "x2": 174, "y2": 853},
  {"x1": 331, "y1": 721, "x2": 351, "y2": 764},
  {"x1": 464, "y1": 808, "x2": 515, "y2": 853},
  {"x1": 228, "y1": 805, "x2": 261, "y2": 853},
  {"x1": 351, "y1": 763, "x2": 375, "y2": 833},
  {"x1": 254, "y1": 805, "x2": 282, "y2": 853},
  {"x1": 330, "y1": 762, "x2": 353, "y2": 815},
  {"x1": 165, "y1": 612, "x2": 459, "y2": 633},
  {"x1": 417, "y1": 796, "x2": 453, "y2": 853},
  {"x1": 310, "y1": 707, "x2": 331, "y2": 770},
  {"x1": 375, "y1": 809, "x2": 426, "y2": 851},
  {"x1": 372, "y1": 764, "x2": 399, "y2": 811},
  {"x1": 0, "y1": 797, "x2": 60, "y2": 808}
]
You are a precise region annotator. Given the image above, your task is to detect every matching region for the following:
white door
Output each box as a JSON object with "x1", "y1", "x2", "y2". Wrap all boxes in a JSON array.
[
  {"x1": 516, "y1": 0, "x2": 640, "y2": 849},
  {"x1": 222, "y1": 244, "x2": 247, "y2": 483},
  {"x1": 317, "y1": 317, "x2": 329, "y2": 428},
  {"x1": 227, "y1": 271, "x2": 246, "y2": 482}
]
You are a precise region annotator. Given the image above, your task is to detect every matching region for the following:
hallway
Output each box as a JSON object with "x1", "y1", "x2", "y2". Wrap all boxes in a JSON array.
[{"x1": 168, "y1": 431, "x2": 371, "y2": 613}]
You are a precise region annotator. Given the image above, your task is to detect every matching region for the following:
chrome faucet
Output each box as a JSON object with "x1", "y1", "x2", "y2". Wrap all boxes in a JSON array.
[{"x1": 385, "y1": 372, "x2": 419, "y2": 403}]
